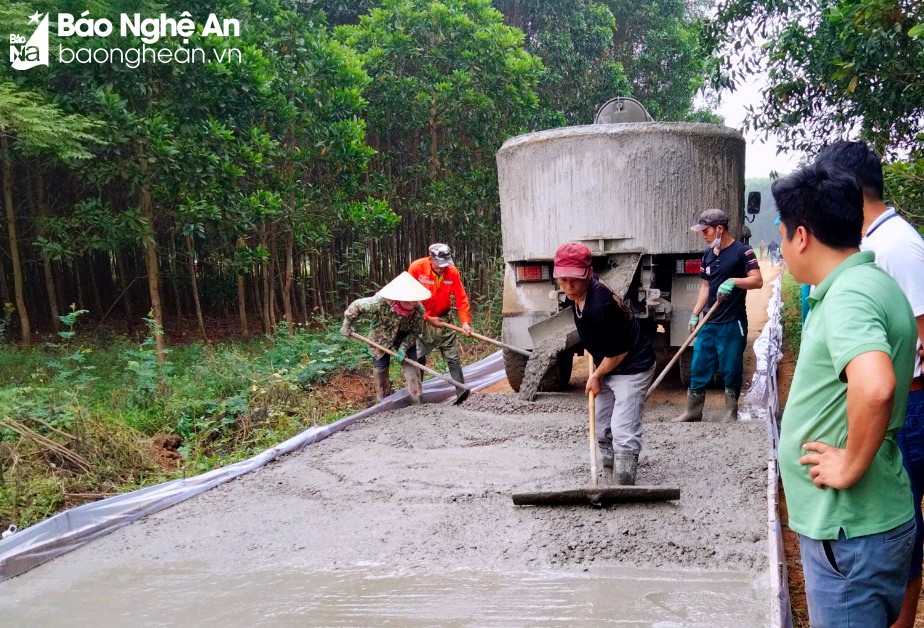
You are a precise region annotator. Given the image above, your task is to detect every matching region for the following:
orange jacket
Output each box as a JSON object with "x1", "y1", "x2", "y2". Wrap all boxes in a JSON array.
[{"x1": 408, "y1": 257, "x2": 471, "y2": 324}]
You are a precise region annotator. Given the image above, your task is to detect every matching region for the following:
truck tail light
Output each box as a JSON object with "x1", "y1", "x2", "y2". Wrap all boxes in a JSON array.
[
  {"x1": 516, "y1": 264, "x2": 551, "y2": 282},
  {"x1": 675, "y1": 258, "x2": 701, "y2": 275}
]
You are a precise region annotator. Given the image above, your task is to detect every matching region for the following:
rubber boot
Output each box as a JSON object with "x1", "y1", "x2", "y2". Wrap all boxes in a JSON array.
[
  {"x1": 720, "y1": 387, "x2": 740, "y2": 423},
  {"x1": 612, "y1": 453, "x2": 638, "y2": 486},
  {"x1": 402, "y1": 363, "x2": 423, "y2": 405},
  {"x1": 373, "y1": 367, "x2": 392, "y2": 402},
  {"x1": 673, "y1": 389, "x2": 705, "y2": 422},
  {"x1": 447, "y1": 361, "x2": 465, "y2": 385},
  {"x1": 599, "y1": 441, "x2": 614, "y2": 469}
]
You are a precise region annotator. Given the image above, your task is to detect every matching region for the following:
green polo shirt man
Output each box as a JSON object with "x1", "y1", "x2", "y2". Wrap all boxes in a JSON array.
[
  {"x1": 774, "y1": 163, "x2": 918, "y2": 626},
  {"x1": 779, "y1": 250, "x2": 916, "y2": 538}
]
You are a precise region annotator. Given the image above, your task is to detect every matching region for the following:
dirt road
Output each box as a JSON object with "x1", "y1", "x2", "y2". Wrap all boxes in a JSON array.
[{"x1": 0, "y1": 264, "x2": 781, "y2": 626}]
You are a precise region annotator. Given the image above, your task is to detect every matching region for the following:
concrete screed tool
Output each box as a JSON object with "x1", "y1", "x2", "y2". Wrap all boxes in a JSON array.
[
  {"x1": 349, "y1": 332, "x2": 472, "y2": 405},
  {"x1": 511, "y1": 299, "x2": 724, "y2": 506},
  {"x1": 512, "y1": 355, "x2": 680, "y2": 507}
]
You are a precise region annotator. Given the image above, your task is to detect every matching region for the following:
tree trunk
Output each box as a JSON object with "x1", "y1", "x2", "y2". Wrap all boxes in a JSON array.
[
  {"x1": 0, "y1": 255, "x2": 10, "y2": 307},
  {"x1": 88, "y1": 252, "x2": 104, "y2": 318},
  {"x1": 283, "y1": 234, "x2": 294, "y2": 335},
  {"x1": 34, "y1": 171, "x2": 60, "y2": 332},
  {"x1": 1, "y1": 135, "x2": 30, "y2": 346},
  {"x1": 115, "y1": 253, "x2": 134, "y2": 322},
  {"x1": 298, "y1": 255, "x2": 308, "y2": 324},
  {"x1": 261, "y1": 260, "x2": 272, "y2": 334},
  {"x1": 185, "y1": 235, "x2": 208, "y2": 341},
  {"x1": 235, "y1": 237, "x2": 249, "y2": 338},
  {"x1": 139, "y1": 179, "x2": 166, "y2": 364},
  {"x1": 167, "y1": 240, "x2": 182, "y2": 336}
]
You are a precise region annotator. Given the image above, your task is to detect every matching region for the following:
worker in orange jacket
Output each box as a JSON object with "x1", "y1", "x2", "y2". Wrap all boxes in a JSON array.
[{"x1": 408, "y1": 243, "x2": 472, "y2": 384}]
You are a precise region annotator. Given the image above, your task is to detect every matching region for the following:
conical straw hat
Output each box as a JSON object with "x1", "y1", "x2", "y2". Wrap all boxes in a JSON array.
[{"x1": 376, "y1": 271, "x2": 431, "y2": 301}]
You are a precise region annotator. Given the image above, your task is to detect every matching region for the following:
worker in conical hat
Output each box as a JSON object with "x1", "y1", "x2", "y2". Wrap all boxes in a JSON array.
[{"x1": 341, "y1": 272, "x2": 429, "y2": 404}]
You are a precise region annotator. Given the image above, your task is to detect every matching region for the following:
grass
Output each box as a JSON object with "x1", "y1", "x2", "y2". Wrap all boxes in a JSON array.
[
  {"x1": 781, "y1": 270, "x2": 804, "y2": 358},
  {"x1": 0, "y1": 295, "x2": 503, "y2": 529},
  {"x1": 0, "y1": 318, "x2": 373, "y2": 527}
]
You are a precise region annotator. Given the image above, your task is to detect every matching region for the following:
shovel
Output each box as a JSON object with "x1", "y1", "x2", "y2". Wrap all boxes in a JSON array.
[
  {"x1": 645, "y1": 299, "x2": 722, "y2": 398},
  {"x1": 349, "y1": 332, "x2": 472, "y2": 405},
  {"x1": 512, "y1": 355, "x2": 680, "y2": 506},
  {"x1": 435, "y1": 321, "x2": 531, "y2": 358}
]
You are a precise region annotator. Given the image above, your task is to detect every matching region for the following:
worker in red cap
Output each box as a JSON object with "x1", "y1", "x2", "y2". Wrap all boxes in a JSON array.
[
  {"x1": 408, "y1": 243, "x2": 472, "y2": 384},
  {"x1": 553, "y1": 242, "x2": 657, "y2": 485}
]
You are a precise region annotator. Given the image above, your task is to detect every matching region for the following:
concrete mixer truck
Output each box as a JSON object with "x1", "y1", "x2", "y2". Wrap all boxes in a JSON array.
[{"x1": 497, "y1": 98, "x2": 758, "y2": 392}]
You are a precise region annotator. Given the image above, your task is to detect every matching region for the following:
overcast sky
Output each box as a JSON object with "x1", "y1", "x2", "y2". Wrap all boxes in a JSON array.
[{"x1": 714, "y1": 75, "x2": 806, "y2": 180}]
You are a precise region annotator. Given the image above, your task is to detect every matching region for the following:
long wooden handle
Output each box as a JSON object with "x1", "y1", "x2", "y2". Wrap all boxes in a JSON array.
[
  {"x1": 645, "y1": 299, "x2": 722, "y2": 398},
  {"x1": 436, "y1": 321, "x2": 532, "y2": 357},
  {"x1": 349, "y1": 332, "x2": 471, "y2": 393},
  {"x1": 587, "y1": 353, "x2": 598, "y2": 487}
]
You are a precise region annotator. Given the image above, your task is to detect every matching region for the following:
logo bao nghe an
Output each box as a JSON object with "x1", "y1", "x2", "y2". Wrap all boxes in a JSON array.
[{"x1": 9, "y1": 11, "x2": 242, "y2": 71}]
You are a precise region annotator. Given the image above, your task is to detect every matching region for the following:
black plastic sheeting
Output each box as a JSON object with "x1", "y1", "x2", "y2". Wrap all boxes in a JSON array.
[{"x1": 0, "y1": 352, "x2": 507, "y2": 581}]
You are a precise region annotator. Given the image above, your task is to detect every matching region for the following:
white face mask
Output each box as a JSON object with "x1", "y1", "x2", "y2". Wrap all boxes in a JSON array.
[{"x1": 709, "y1": 236, "x2": 721, "y2": 249}]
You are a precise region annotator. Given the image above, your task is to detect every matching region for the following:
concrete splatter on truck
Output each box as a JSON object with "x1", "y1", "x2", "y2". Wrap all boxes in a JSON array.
[{"x1": 498, "y1": 98, "x2": 759, "y2": 397}]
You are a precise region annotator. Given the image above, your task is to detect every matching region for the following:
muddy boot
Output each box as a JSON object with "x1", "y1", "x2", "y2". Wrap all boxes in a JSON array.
[
  {"x1": 612, "y1": 453, "x2": 638, "y2": 486},
  {"x1": 720, "y1": 388, "x2": 740, "y2": 423},
  {"x1": 402, "y1": 363, "x2": 423, "y2": 405},
  {"x1": 373, "y1": 367, "x2": 391, "y2": 402},
  {"x1": 447, "y1": 361, "x2": 465, "y2": 385},
  {"x1": 599, "y1": 441, "x2": 614, "y2": 469},
  {"x1": 673, "y1": 389, "x2": 705, "y2": 422}
]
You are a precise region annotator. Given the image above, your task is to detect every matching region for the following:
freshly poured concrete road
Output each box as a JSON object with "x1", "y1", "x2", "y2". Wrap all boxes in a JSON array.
[
  {"x1": 1, "y1": 265, "x2": 781, "y2": 626},
  {"x1": 0, "y1": 395, "x2": 769, "y2": 626}
]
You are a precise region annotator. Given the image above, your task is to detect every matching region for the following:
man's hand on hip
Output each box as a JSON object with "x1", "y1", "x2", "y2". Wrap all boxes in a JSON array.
[{"x1": 799, "y1": 441, "x2": 860, "y2": 490}]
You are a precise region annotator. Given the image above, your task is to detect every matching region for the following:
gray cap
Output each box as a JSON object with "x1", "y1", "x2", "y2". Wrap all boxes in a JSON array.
[
  {"x1": 428, "y1": 243, "x2": 454, "y2": 268},
  {"x1": 690, "y1": 208, "x2": 729, "y2": 232}
]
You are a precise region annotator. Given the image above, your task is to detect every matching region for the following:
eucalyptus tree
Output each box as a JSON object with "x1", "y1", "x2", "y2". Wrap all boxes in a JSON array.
[
  {"x1": 337, "y1": 0, "x2": 543, "y2": 293},
  {"x1": 0, "y1": 82, "x2": 98, "y2": 346}
]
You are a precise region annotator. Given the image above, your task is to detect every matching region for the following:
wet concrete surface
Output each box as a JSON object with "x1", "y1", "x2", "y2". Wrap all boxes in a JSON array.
[
  {"x1": 0, "y1": 392, "x2": 769, "y2": 626},
  {"x1": 1, "y1": 562, "x2": 766, "y2": 626}
]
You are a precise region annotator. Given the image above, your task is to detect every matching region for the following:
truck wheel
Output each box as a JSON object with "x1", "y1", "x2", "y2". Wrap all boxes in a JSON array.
[
  {"x1": 503, "y1": 349, "x2": 574, "y2": 392},
  {"x1": 503, "y1": 349, "x2": 527, "y2": 392},
  {"x1": 547, "y1": 352, "x2": 573, "y2": 390}
]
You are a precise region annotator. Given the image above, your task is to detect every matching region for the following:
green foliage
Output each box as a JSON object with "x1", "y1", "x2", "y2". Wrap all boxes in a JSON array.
[
  {"x1": 44, "y1": 307, "x2": 97, "y2": 392},
  {"x1": 0, "y1": 81, "x2": 101, "y2": 161},
  {"x1": 495, "y1": 0, "x2": 628, "y2": 125},
  {"x1": 711, "y1": 0, "x2": 924, "y2": 154},
  {"x1": 781, "y1": 271, "x2": 803, "y2": 358},
  {"x1": 604, "y1": 0, "x2": 718, "y2": 121},
  {"x1": 123, "y1": 315, "x2": 172, "y2": 407},
  {"x1": 711, "y1": 0, "x2": 924, "y2": 230},
  {"x1": 0, "y1": 303, "x2": 13, "y2": 343},
  {"x1": 884, "y1": 157, "x2": 924, "y2": 229}
]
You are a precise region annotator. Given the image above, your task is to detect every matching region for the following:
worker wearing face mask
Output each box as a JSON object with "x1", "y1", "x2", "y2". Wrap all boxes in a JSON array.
[{"x1": 674, "y1": 208, "x2": 763, "y2": 423}]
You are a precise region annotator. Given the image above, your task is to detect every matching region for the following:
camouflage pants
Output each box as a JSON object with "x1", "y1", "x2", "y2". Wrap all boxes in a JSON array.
[{"x1": 417, "y1": 316, "x2": 462, "y2": 366}]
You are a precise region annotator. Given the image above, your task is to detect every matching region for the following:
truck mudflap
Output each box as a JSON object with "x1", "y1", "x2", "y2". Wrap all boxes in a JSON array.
[{"x1": 527, "y1": 308, "x2": 581, "y2": 352}]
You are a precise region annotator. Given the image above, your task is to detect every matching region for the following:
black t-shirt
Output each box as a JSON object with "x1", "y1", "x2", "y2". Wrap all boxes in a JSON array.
[
  {"x1": 699, "y1": 240, "x2": 759, "y2": 324},
  {"x1": 571, "y1": 276, "x2": 656, "y2": 376}
]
